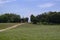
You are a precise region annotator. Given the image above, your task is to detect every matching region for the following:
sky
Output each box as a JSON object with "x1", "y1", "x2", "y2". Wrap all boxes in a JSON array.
[{"x1": 0, "y1": 0, "x2": 60, "y2": 18}]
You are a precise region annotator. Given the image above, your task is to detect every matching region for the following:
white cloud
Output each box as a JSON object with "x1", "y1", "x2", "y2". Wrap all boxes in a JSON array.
[
  {"x1": 37, "y1": 3, "x2": 55, "y2": 8},
  {"x1": 0, "y1": 0, "x2": 16, "y2": 4}
]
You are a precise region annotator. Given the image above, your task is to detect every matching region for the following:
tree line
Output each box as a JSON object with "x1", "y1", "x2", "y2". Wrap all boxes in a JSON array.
[
  {"x1": 0, "y1": 11, "x2": 60, "y2": 24},
  {"x1": 30, "y1": 11, "x2": 60, "y2": 24},
  {"x1": 0, "y1": 13, "x2": 28, "y2": 23}
]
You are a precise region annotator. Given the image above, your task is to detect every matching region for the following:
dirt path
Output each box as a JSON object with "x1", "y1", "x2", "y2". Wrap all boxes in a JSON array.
[{"x1": 0, "y1": 23, "x2": 24, "y2": 32}]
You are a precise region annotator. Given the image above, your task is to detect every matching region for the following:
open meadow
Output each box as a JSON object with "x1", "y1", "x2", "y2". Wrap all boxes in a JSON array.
[
  {"x1": 0, "y1": 23, "x2": 60, "y2": 40},
  {"x1": 0, "y1": 23, "x2": 19, "y2": 29}
]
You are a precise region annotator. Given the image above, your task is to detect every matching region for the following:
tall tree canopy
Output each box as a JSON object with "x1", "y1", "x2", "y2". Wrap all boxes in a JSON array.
[
  {"x1": 30, "y1": 12, "x2": 60, "y2": 24},
  {"x1": 30, "y1": 15, "x2": 38, "y2": 24},
  {"x1": 0, "y1": 13, "x2": 29, "y2": 23},
  {"x1": 0, "y1": 13, "x2": 21, "y2": 23}
]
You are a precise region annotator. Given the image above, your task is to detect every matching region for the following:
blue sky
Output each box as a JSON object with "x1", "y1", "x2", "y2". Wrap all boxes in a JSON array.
[{"x1": 0, "y1": 0, "x2": 60, "y2": 18}]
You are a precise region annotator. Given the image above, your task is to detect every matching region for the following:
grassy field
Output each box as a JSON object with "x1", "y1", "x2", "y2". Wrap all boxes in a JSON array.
[
  {"x1": 0, "y1": 23, "x2": 60, "y2": 40},
  {"x1": 0, "y1": 23, "x2": 19, "y2": 29}
]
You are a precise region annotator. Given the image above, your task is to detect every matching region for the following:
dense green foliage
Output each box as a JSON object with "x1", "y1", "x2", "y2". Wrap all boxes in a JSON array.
[
  {"x1": 30, "y1": 15, "x2": 38, "y2": 24},
  {"x1": 0, "y1": 13, "x2": 28, "y2": 23},
  {"x1": 21, "y1": 18, "x2": 28, "y2": 23},
  {"x1": 30, "y1": 12, "x2": 60, "y2": 24},
  {"x1": 0, "y1": 13, "x2": 21, "y2": 23}
]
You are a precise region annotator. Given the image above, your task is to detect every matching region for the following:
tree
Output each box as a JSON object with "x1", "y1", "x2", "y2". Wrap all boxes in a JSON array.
[
  {"x1": 30, "y1": 11, "x2": 60, "y2": 24},
  {"x1": 0, "y1": 13, "x2": 21, "y2": 23},
  {"x1": 30, "y1": 15, "x2": 37, "y2": 24},
  {"x1": 24, "y1": 18, "x2": 29, "y2": 23},
  {"x1": 21, "y1": 17, "x2": 29, "y2": 23}
]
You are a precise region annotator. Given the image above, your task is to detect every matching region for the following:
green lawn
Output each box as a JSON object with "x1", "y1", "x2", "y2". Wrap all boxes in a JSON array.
[
  {"x1": 0, "y1": 23, "x2": 19, "y2": 29},
  {"x1": 0, "y1": 23, "x2": 60, "y2": 40}
]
